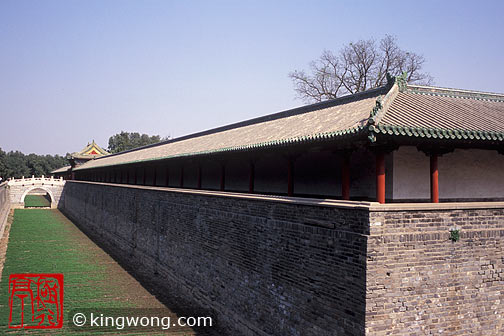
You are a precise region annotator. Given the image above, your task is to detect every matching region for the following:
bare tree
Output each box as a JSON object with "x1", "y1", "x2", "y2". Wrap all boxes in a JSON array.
[{"x1": 289, "y1": 35, "x2": 433, "y2": 103}]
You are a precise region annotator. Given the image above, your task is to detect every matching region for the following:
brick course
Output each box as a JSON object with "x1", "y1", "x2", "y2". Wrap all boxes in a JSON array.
[{"x1": 367, "y1": 209, "x2": 504, "y2": 335}]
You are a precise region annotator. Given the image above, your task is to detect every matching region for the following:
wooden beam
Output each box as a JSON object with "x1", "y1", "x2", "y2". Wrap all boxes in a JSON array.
[
  {"x1": 376, "y1": 151, "x2": 386, "y2": 204},
  {"x1": 430, "y1": 154, "x2": 439, "y2": 203}
]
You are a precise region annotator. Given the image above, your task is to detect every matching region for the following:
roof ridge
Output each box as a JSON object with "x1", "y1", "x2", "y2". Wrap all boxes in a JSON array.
[
  {"x1": 365, "y1": 79, "x2": 400, "y2": 143},
  {"x1": 405, "y1": 84, "x2": 504, "y2": 102}
]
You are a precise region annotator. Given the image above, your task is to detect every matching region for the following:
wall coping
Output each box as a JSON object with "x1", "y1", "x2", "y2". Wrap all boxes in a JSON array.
[
  {"x1": 369, "y1": 202, "x2": 504, "y2": 212},
  {"x1": 68, "y1": 180, "x2": 375, "y2": 210},
  {"x1": 68, "y1": 181, "x2": 504, "y2": 211}
]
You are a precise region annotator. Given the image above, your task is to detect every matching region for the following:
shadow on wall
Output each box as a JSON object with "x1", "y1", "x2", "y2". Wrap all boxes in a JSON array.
[{"x1": 60, "y1": 181, "x2": 370, "y2": 336}]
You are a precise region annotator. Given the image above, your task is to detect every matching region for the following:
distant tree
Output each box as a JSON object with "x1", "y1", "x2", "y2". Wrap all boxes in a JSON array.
[
  {"x1": 108, "y1": 131, "x2": 169, "y2": 154},
  {"x1": 0, "y1": 148, "x2": 6, "y2": 179},
  {"x1": 2, "y1": 151, "x2": 30, "y2": 178},
  {"x1": 289, "y1": 35, "x2": 433, "y2": 103},
  {"x1": 0, "y1": 147, "x2": 69, "y2": 179}
]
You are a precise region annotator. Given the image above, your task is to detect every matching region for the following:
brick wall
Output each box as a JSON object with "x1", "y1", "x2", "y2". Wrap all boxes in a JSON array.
[
  {"x1": 61, "y1": 181, "x2": 370, "y2": 336},
  {"x1": 367, "y1": 207, "x2": 504, "y2": 335},
  {"x1": 0, "y1": 183, "x2": 10, "y2": 236},
  {"x1": 60, "y1": 181, "x2": 504, "y2": 335}
]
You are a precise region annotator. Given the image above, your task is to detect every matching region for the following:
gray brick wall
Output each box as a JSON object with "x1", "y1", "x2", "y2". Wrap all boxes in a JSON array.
[
  {"x1": 61, "y1": 181, "x2": 370, "y2": 336},
  {"x1": 0, "y1": 183, "x2": 10, "y2": 236},
  {"x1": 367, "y1": 208, "x2": 504, "y2": 335},
  {"x1": 60, "y1": 181, "x2": 504, "y2": 335}
]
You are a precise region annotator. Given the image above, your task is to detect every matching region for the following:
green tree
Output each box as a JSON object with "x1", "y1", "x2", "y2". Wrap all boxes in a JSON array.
[
  {"x1": 108, "y1": 131, "x2": 168, "y2": 154},
  {"x1": 3, "y1": 151, "x2": 30, "y2": 178},
  {"x1": 0, "y1": 148, "x2": 70, "y2": 179},
  {"x1": 0, "y1": 148, "x2": 6, "y2": 180}
]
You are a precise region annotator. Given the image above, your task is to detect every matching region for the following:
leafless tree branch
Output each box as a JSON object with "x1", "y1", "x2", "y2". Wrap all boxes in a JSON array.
[{"x1": 289, "y1": 35, "x2": 433, "y2": 103}]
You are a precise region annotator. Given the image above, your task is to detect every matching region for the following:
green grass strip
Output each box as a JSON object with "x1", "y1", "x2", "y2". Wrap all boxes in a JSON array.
[
  {"x1": 0, "y1": 209, "x2": 149, "y2": 335},
  {"x1": 24, "y1": 195, "x2": 51, "y2": 207}
]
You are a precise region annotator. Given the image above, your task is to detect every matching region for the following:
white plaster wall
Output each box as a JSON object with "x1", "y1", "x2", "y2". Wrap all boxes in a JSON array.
[
  {"x1": 439, "y1": 148, "x2": 504, "y2": 199},
  {"x1": 393, "y1": 146, "x2": 504, "y2": 200},
  {"x1": 393, "y1": 146, "x2": 430, "y2": 200}
]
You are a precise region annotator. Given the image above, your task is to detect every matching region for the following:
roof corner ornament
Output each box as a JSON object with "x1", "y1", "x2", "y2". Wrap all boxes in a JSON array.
[
  {"x1": 396, "y1": 71, "x2": 408, "y2": 92},
  {"x1": 366, "y1": 97, "x2": 382, "y2": 143},
  {"x1": 386, "y1": 72, "x2": 395, "y2": 87},
  {"x1": 368, "y1": 97, "x2": 382, "y2": 125},
  {"x1": 368, "y1": 132, "x2": 377, "y2": 143}
]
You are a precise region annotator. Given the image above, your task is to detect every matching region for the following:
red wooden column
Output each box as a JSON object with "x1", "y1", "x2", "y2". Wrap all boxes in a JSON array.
[
  {"x1": 376, "y1": 151, "x2": 386, "y2": 204},
  {"x1": 153, "y1": 166, "x2": 157, "y2": 186},
  {"x1": 430, "y1": 154, "x2": 439, "y2": 203},
  {"x1": 341, "y1": 152, "x2": 351, "y2": 200},
  {"x1": 126, "y1": 170, "x2": 129, "y2": 184},
  {"x1": 197, "y1": 165, "x2": 202, "y2": 189},
  {"x1": 287, "y1": 157, "x2": 294, "y2": 196},
  {"x1": 220, "y1": 164, "x2": 225, "y2": 191},
  {"x1": 134, "y1": 168, "x2": 138, "y2": 185},
  {"x1": 180, "y1": 166, "x2": 184, "y2": 188},
  {"x1": 142, "y1": 167, "x2": 147, "y2": 185},
  {"x1": 248, "y1": 162, "x2": 255, "y2": 193}
]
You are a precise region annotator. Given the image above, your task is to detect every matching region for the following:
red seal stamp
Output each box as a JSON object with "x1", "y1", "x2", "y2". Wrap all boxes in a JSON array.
[{"x1": 8, "y1": 273, "x2": 64, "y2": 329}]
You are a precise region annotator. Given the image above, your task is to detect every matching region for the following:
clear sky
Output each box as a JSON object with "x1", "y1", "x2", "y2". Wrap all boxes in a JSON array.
[{"x1": 1, "y1": 0, "x2": 503, "y2": 155}]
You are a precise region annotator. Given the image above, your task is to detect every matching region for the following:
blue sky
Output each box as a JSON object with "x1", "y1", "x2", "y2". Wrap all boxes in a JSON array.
[{"x1": 1, "y1": 0, "x2": 503, "y2": 155}]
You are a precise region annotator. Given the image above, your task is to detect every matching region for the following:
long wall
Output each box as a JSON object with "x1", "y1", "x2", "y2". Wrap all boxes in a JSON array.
[
  {"x1": 61, "y1": 181, "x2": 371, "y2": 336},
  {"x1": 61, "y1": 181, "x2": 504, "y2": 335},
  {"x1": 0, "y1": 182, "x2": 9, "y2": 237}
]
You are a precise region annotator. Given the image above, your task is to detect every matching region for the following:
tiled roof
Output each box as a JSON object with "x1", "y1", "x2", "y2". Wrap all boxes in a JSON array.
[
  {"x1": 370, "y1": 85, "x2": 504, "y2": 141},
  {"x1": 74, "y1": 87, "x2": 385, "y2": 170},
  {"x1": 71, "y1": 140, "x2": 109, "y2": 159},
  {"x1": 51, "y1": 165, "x2": 71, "y2": 174},
  {"x1": 75, "y1": 78, "x2": 504, "y2": 171}
]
